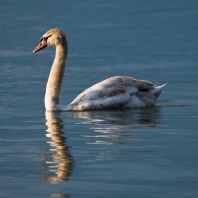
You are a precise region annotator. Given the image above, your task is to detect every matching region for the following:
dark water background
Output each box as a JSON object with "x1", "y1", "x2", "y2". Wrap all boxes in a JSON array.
[{"x1": 0, "y1": 1, "x2": 198, "y2": 197}]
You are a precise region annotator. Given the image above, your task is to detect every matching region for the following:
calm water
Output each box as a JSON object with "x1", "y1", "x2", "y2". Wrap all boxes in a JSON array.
[{"x1": 0, "y1": 1, "x2": 198, "y2": 197}]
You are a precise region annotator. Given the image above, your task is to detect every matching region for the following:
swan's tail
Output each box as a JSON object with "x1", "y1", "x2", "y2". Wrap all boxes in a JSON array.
[{"x1": 151, "y1": 83, "x2": 167, "y2": 100}]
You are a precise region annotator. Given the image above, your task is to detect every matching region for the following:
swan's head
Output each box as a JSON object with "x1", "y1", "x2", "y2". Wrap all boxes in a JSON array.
[{"x1": 33, "y1": 28, "x2": 67, "y2": 54}]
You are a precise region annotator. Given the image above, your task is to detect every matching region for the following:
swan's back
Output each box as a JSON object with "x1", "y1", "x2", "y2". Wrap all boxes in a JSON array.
[{"x1": 64, "y1": 76, "x2": 165, "y2": 111}]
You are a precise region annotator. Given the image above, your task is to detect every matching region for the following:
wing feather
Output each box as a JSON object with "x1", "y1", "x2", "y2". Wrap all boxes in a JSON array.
[{"x1": 70, "y1": 76, "x2": 155, "y2": 104}]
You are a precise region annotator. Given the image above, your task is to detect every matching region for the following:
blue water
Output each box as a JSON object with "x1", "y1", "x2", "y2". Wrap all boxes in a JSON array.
[{"x1": 0, "y1": 1, "x2": 198, "y2": 197}]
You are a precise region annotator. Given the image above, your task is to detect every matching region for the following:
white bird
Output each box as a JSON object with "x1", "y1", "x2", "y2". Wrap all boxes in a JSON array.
[{"x1": 33, "y1": 28, "x2": 166, "y2": 111}]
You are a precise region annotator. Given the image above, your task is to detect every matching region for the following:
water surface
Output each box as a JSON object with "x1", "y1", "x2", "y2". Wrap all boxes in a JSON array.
[{"x1": 0, "y1": 1, "x2": 198, "y2": 197}]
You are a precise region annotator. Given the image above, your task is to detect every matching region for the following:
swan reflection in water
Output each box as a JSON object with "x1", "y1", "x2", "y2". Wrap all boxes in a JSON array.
[
  {"x1": 68, "y1": 107, "x2": 162, "y2": 146},
  {"x1": 41, "y1": 107, "x2": 162, "y2": 182},
  {"x1": 40, "y1": 111, "x2": 74, "y2": 184}
]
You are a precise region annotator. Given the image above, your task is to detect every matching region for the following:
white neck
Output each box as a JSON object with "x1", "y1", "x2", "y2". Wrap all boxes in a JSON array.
[{"x1": 45, "y1": 43, "x2": 68, "y2": 110}]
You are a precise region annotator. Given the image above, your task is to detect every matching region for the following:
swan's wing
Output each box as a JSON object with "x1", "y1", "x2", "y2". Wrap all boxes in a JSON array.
[{"x1": 70, "y1": 76, "x2": 156, "y2": 105}]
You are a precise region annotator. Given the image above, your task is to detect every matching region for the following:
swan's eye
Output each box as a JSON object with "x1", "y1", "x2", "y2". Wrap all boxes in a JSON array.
[
  {"x1": 45, "y1": 35, "x2": 52, "y2": 41},
  {"x1": 40, "y1": 35, "x2": 52, "y2": 42}
]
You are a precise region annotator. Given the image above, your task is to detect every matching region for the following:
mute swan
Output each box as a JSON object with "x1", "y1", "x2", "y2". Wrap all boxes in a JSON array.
[{"x1": 33, "y1": 28, "x2": 166, "y2": 111}]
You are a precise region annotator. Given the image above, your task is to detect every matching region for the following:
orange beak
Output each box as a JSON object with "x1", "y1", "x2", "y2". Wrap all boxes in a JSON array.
[{"x1": 32, "y1": 39, "x2": 47, "y2": 54}]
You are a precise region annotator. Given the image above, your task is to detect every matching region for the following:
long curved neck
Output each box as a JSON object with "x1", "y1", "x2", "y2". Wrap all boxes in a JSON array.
[{"x1": 45, "y1": 43, "x2": 68, "y2": 110}]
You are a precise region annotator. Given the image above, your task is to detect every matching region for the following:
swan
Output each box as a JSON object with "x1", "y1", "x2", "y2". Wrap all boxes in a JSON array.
[{"x1": 33, "y1": 28, "x2": 166, "y2": 111}]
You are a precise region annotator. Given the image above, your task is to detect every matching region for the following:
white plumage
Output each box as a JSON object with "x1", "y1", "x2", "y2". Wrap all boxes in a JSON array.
[{"x1": 65, "y1": 76, "x2": 166, "y2": 110}]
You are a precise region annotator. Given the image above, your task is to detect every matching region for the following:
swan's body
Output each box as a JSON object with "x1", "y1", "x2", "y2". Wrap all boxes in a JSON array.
[{"x1": 33, "y1": 28, "x2": 166, "y2": 111}]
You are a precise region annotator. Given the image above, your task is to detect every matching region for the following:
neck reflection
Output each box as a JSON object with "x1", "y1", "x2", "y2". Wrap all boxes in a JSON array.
[{"x1": 41, "y1": 111, "x2": 74, "y2": 184}]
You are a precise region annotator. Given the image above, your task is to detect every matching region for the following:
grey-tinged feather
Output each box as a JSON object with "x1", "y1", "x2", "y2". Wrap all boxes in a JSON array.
[{"x1": 70, "y1": 76, "x2": 156, "y2": 104}]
